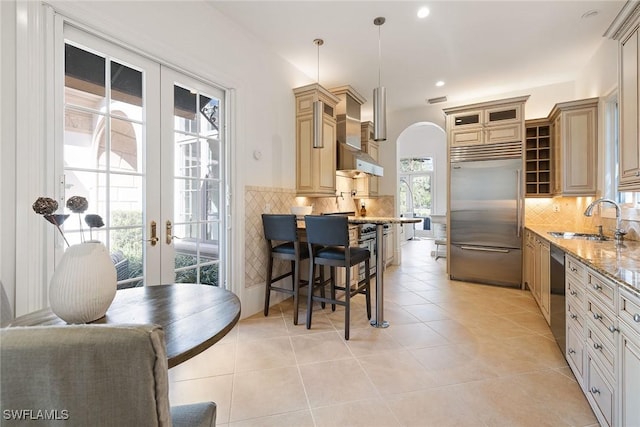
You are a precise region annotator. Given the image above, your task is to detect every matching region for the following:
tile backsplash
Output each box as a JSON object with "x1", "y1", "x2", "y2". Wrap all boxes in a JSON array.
[
  {"x1": 525, "y1": 196, "x2": 639, "y2": 241},
  {"x1": 244, "y1": 185, "x2": 395, "y2": 288}
]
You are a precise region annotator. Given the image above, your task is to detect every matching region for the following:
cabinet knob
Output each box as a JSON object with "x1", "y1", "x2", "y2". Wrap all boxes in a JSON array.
[
  {"x1": 570, "y1": 290, "x2": 577, "y2": 296},
  {"x1": 633, "y1": 313, "x2": 640, "y2": 323},
  {"x1": 593, "y1": 313, "x2": 602, "y2": 321},
  {"x1": 593, "y1": 284, "x2": 603, "y2": 291},
  {"x1": 590, "y1": 387, "x2": 601, "y2": 395},
  {"x1": 568, "y1": 348, "x2": 576, "y2": 355},
  {"x1": 570, "y1": 313, "x2": 578, "y2": 320},
  {"x1": 608, "y1": 325, "x2": 619, "y2": 333},
  {"x1": 635, "y1": 171, "x2": 640, "y2": 177},
  {"x1": 570, "y1": 267, "x2": 578, "y2": 273},
  {"x1": 593, "y1": 342, "x2": 603, "y2": 351}
]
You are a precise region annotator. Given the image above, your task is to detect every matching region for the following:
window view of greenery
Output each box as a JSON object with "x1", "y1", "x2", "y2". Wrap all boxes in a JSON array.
[{"x1": 399, "y1": 158, "x2": 433, "y2": 218}]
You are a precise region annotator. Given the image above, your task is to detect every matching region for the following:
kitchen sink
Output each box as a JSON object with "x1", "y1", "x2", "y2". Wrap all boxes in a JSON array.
[{"x1": 547, "y1": 231, "x2": 608, "y2": 241}]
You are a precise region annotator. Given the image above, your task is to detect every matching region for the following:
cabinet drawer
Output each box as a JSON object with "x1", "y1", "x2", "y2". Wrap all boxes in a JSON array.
[
  {"x1": 587, "y1": 324, "x2": 616, "y2": 378},
  {"x1": 566, "y1": 255, "x2": 586, "y2": 281},
  {"x1": 567, "y1": 322, "x2": 585, "y2": 383},
  {"x1": 587, "y1": 354, "x2": 614, "y2": 427},
  {"x1": 587, "y1": 297, "x2": 617, "y2": 346},
  {"x1": 619, "y1": 287, "x2": 640, "y2": 336},
  {"x1": 567, "y1": 300, "x2": 585, "y2": 330},
  {"x1": 587, "y1": 271, "x2": 616, "y2": 311},
  {"x1": 567, "y1": 275, "x2": 586, "y2": 306}
]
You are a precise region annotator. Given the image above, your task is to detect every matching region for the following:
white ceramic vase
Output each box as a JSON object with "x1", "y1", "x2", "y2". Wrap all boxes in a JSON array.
[{"x1": 49, "y1": 241, "x2": 117, "y2": 324}]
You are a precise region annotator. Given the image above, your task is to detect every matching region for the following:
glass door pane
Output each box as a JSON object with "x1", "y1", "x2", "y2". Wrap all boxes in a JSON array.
[
  {"x1": 162, "y1": 69, "x2": 225, "y2": 287},
  {"x1": 64, "y1": 43, "x2": 137, "y2": 288},
  {"x1": 62, "y1": 27, "x2": 161, "y2": 288}
]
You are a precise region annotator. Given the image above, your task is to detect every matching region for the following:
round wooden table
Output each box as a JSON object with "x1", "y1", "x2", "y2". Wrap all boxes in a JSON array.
[{"x1": 9, "y1": 284, "x2": 241, "y2": 368}]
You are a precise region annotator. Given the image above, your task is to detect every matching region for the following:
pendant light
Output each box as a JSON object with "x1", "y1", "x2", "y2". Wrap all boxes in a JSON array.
[
  {"x1": 312, "y1": 38, "x2": 324, "y2": 149},
  {"x1": 373, "y1": 17, "x2": 387, "y2": 141}
]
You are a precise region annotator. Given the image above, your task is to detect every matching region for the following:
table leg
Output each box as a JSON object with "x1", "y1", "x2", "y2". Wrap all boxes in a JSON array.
[{"x1": 370, "y1": 223, "x2": 389, "y2": 328}]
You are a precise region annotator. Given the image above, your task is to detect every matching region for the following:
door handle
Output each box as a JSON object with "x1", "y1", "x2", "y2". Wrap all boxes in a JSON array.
[
  {"x1": 516, "y1": 169, "x2": 521, "y2": 238},
  {"x1": 165, "y1": 220, "x2": 183, "y2": 244},
  {"x1": 166, "y1": 220, "x2": 173, "y2": 245},
  {"x1": 460, "y1": 246, "x2": 510, "y2": 254},
  {"x1": 145, "y1": 221, "x2": 159, "y2": 246}
]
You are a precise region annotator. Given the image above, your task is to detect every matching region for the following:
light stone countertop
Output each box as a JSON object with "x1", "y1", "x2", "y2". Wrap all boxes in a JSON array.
[{"x1": 526, "y1": 225, "x2": 640, "y2": 295}]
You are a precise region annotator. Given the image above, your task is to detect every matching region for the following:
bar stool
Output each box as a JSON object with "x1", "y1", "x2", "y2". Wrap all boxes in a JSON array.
[
  {"x1": 262, "y1": 214, "x2": 310, "y2": 325},
  {"x1": 304, "y1": 215, "x2": 371, "y2": 340}
]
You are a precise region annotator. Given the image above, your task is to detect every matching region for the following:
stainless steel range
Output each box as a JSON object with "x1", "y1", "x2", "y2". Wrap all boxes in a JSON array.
[
  {"x1": 320, "y1": 212, "x2": 385, "y2": 282},
  {"x1": 357, "y1": 223, "x2": 389, "y2": 281},
  {"x1": 358, "y1": 223, "x2": 377, "y2": 282}
]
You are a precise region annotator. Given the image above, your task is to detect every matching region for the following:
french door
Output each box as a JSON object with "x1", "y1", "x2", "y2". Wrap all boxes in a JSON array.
[{"x1": 60, "y1": 25, "x2": 227, "y2": 288}]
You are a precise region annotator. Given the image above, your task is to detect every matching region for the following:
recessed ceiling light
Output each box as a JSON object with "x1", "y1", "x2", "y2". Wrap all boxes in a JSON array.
[
  {"x1": 581, "y1": 9, "x2": 599, "y2": 19},
  {"x1": 417, "y1": 7, "x2": 430, "y2": 19},
  {"x1": 435, "y1": 80, "x2": 445, "y2": 87}
]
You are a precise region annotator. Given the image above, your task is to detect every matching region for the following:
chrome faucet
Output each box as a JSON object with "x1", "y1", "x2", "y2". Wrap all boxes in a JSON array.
[{"x1": 583, "y1": 198, "x2": 626, "y2": 242}]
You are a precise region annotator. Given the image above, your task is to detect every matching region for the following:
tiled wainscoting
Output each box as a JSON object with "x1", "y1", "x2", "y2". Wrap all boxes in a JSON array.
[{"x1": 244, "y1": 185, "x2": 396, "y2": 288}]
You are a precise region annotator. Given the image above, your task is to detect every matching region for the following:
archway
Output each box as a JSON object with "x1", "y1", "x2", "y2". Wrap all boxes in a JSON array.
[{"x1": 396, "y1": 122, "x2": 447, "y2": 242}]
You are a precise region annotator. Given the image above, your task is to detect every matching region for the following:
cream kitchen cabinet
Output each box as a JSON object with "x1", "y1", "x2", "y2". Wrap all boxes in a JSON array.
[
  {"x1": 384, "y1": 229, "x2": 394, "y2": 267},
  {"x1": 444, "y1": 96, "x2": 528, "y2": 147},
  {"x1": 536, "y1": 237, "x2": 551, "y2": 324},
  {"x1": 528, "y1": 233, "x2": 550, "y2": 324},
  {"x1": 606, "y1": 2, "x2": 640, "y2": 190},
  {"x1": 566, "y1": 254, "x2": 587, "y2": 390},
  {"x1": 549, "y1": 98, "x2": 598, "y2": 196},
  {"x1": 354, "y1": 121, "x2": 379, "y2": 197},
  {"x1": 585, "y1": 269, "x2": 619, "y2": 427},
  {"x1": 618, "y1": 287, "x2": 640, "y2": 427},
  {"x1": 524, "y1": 230, "x2": 536, "y2": 298},
  {"x1": 294, "y1": 84, "x2": 340, "y2": 197}
]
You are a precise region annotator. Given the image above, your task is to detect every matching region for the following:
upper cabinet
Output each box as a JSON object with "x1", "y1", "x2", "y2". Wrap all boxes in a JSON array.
[
  {"x1": 294, "y1": 84, "x2": 340, "y2": 197},
  {"x1": 444, "y1": 96, "x2": 528, "y2": 147},
  {"x1": 549, "y1": 98, "x2": 598, "y2": 196},
  {"x1": 607, "y1": 2, "x2": 640, "y2": 191}
]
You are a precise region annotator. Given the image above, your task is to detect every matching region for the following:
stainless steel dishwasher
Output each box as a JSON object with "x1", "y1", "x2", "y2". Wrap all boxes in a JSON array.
[{"x1": 549, "y1": 244, "x2": 566, "y2": 354}]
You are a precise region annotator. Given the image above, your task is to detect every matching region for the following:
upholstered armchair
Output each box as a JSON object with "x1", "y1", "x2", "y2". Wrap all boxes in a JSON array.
[{"x1": 0, "y1": 324, "x2": 215, "y2": 426}]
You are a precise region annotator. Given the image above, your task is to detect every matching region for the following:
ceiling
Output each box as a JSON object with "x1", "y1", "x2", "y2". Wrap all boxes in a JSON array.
[{"x1": 210, "y1": 1, "x2": 625, "y2": 119}]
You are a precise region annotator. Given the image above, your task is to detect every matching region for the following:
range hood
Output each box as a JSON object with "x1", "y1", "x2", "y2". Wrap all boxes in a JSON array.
[{"x1": 331, "y1": 86, "x2": 384, "y2": 177}]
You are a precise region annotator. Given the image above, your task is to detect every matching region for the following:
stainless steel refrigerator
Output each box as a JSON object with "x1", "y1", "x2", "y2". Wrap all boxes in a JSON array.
[{"x1": 449, "y1": 157, "x2": 524, "y2": 287}]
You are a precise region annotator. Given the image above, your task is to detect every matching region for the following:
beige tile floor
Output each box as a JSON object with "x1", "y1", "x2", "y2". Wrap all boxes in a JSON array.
[{"x1": 169, "y1": 239, "x2": 598, "y2": 427}]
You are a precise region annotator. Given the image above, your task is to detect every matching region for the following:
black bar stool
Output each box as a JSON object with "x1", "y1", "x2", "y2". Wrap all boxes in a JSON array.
[
  {"x1": 262, "y1": 214, "x2": 316, "y2": 325},
  {"x1": 304, "y1": 215, "x2": 371, "y2": 340}
]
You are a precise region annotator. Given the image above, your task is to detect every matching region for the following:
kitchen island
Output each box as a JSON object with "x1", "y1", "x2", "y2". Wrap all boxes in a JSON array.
[{"x1": 346, "y1": 216, "x2": 421, "y2": 328}]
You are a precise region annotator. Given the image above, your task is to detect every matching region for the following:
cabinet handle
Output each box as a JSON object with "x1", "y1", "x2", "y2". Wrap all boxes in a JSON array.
[
  {"x1": 570, "y1": 313, "x2": 578, "y2": 320},
  {"x1": 608, "y1": 325, "x2": 619, "y2": 333},
  {"x1": 570, "y1": 290, "x2": 577, "y2": 296},
  {"x1": 590, "y1": 387, "x2": 601, "y2": 395},
  {"x1": 593, "y1": 342, "x2": 603, "y2": 350},
  {"x1": 633, "y1": 313, "x2": 640, "y2": 323},
  {"x1": 593, "y1": 313, "x2": 602, "y2": 321},
  {"x1": 568, "y1": 348, "x2": 576, "y2": 355}
]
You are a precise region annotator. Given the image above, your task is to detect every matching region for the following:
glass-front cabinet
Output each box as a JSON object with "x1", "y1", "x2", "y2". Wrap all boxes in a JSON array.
[{"x1": 445, "y1": 96, "x2": 528, "y2": 147}]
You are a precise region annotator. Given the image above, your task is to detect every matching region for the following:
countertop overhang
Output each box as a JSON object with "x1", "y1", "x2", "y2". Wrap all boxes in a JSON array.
[{"x1": 526, "y1": 225, "x2": 640, "y2": 295}]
